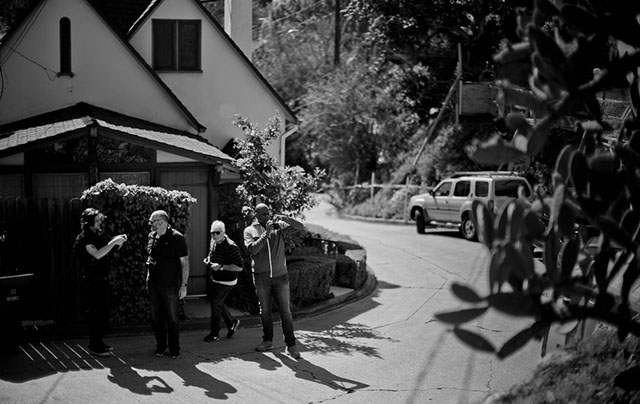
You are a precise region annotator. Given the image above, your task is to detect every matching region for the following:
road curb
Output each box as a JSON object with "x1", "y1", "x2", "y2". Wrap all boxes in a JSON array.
[{"x1": 338, "y1": 213, "x2": 413, "y2": 226}]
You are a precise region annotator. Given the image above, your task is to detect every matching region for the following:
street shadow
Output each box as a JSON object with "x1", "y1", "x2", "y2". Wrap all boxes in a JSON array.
[{"x1": 274, "y1": 351, "x2": 369, "y2": 393}]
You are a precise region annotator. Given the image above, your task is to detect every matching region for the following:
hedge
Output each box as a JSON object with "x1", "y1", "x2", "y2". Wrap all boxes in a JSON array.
[
  {"x1": 287, "y1": 255, "x2": 335, "y2": 308},
  {"x1": 79, "y1": 179, "x2": 196, "y2": 324}
]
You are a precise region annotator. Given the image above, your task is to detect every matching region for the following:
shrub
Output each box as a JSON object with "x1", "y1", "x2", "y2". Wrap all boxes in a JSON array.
[
  {"x1": 287, "y1": 255, "x2": 335, "y2": 308},
  {"x1": 80, "y1": 179, "x2": 196, "y2": 324}
]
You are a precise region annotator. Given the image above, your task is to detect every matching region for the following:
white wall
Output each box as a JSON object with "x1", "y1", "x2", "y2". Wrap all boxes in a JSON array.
[
  {"x1": 129, "y1": 0, "x2": 285, "y2": 161},
  {"x1": 0, "y1": 0, "x2": 198, "y2": 135}
]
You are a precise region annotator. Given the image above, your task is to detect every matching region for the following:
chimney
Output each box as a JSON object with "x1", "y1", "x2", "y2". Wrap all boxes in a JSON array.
[{"x1": 224, "y1": 0, "x2": 253, "y2": 59}]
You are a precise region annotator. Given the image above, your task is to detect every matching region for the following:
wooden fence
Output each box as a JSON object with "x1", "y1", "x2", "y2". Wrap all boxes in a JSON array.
[{"x1": 0, "y1": 197, "x2": 86, "y2": 326}]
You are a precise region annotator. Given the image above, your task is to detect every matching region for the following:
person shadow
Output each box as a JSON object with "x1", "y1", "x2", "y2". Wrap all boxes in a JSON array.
[{"x1": 273, "y1": 351, "x2": 369, "y2": 393}]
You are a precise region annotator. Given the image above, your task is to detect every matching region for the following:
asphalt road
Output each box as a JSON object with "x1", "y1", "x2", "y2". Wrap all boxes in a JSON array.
[{"x1": 0, "y1": 195, "x2": 541, "y2": 404}]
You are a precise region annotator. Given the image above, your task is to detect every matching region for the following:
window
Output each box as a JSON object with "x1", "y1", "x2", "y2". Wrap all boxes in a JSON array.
[
  {"x1": 153, "y1": 20, "x2": 201, "y2": 71},
  {"x1": 59, "y1": 17, "x2": 72, "y2": 76},
  {"x1": 453, "y1": 181, "x2": 471, "y2": 197},
  {"x1": 495, "y1": 179, "x2": 530, "y2": 198},
  {"x1": 433, "y1": 181, "x2": 452, "y2": 197},
  {"x1": 475, "y1": 181, "x2": 489, "y2": 197}
]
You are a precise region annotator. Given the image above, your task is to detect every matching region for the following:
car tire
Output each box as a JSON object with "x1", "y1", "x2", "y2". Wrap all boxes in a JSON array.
[
  {"x1": 461, "y1": 216, "x2": 477, "y2": 241},
  {"x1": 415, "y1": 209, "x2": 426, "y2": 234}
]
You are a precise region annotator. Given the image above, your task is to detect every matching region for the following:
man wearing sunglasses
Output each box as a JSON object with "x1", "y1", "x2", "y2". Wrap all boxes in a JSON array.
[
  {"x1": 203, "y1": 220, "x2": 243, "y2": 342},
  {"x1": 146, "y1": 210, "x2": 189, "y2": 359}
]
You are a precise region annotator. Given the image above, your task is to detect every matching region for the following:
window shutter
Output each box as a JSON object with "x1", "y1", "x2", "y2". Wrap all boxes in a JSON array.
[
  {"x1": 153, "y1": 20, "x2": 176, "y2": 70},
  {"x1": 178, "y1": 21, "x2": 200, "y2": 70},
  {"x1": 59, "y1": 17, "x2": 71, "y2": 75}
]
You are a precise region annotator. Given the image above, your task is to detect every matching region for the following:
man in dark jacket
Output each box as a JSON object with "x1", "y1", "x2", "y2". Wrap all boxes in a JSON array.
[{"x1": 203, "y1": 220, "x2": 243, "y2": 342}]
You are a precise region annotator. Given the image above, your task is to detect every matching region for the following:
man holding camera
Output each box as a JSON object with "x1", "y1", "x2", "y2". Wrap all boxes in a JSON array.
[
  {"x1": 243, "y1": 203, "x2": 305, "y2": 359},
  {"x1": 146, "y1": 210, "x2": 189, "y2": 359}
]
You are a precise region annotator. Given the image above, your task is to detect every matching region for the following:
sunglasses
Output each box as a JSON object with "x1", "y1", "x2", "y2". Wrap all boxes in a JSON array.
[{"x1": 211, "y1": 231, "x2": 223, "y2": 235}]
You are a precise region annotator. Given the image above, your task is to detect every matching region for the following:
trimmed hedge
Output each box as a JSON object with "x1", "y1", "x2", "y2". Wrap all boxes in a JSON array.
[
  {"x1": 80, "y1": 179, "x2": 196, "y2": 324},
  {"x1": 334, "y1": 249, "x2": 367, "y2": 289},
  {"x1": 287, "y1": 255, "x2": 335, "y2": 308}
]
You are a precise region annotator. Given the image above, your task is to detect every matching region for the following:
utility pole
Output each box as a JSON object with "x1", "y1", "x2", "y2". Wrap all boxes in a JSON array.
[{"x1": 334, "y1": 0, "x2": 340, "y2": 66}]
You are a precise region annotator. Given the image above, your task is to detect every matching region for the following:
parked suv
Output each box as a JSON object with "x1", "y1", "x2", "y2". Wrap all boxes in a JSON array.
[{"x1": 409, "y1": 172, "x2": 533, "y2": 240}]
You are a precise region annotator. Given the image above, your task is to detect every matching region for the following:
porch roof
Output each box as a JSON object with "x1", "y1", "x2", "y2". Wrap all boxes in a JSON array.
[{"x1": 0, "y1": 103, "x2": 234, "y2": 165}]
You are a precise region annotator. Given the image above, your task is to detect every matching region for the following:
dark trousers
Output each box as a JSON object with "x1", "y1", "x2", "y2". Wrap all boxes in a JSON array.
[
  {"x1": 87, "y1": 278, "x2": 109, "y2": 350},
  {"x1": 148, "y1": 282, "x2": 180, "y2": 355},
  {"x1": 253, "y1": 273, "x2": 296, "y2": 347},
  {"x1": 209, "y1": 282, "x2": 235, "y2": 336}
]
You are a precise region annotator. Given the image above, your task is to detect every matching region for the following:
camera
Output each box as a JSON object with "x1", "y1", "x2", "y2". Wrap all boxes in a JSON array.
[{"x1": 272, "y1": 222, "x2": 280, "y2": 230}]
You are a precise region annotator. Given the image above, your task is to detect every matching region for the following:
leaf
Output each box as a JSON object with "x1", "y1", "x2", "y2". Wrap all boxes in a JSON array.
[
  {"x1": 545, "y1": 233, "x2": 560, "y2": 282},
  {"x1": 615, "y1": 143, "x2": 640, "y2": 172},
  {"x1": 472, "y1": 200, "x2": 494, "y2": 249},
  {"x1": 555, "y1": 145, "x2": 576, "y2": 181},
  {"x1": 528, "y1": 113, "x2": 560, "y2": 155},
  {"x1": 569, "y1": 150, "x2": 589, "y2": 196},
  {"x1": 557, "y1": 201, "x2": 576, "y2": 239},
  {"x1": 621, "y1": 258, "x2": 640, "y2": 306},
  {"x1": 507, "y1": 202, "x2": 526, "y2": 241},
  {"x1": 559, "y1": 237, "x2": 579, "y2": 280},
  {"x1": 494, "y1": 81, "x2": 552, "y2": 116},
  {"x1": 488, "y1": 292, "x2": 537, "y2": 317},
  {"x1": 535, "y1": 0, "x2": 560, "y2": 19},
  {"x1": 497, "y1": 323, "x2": 540, "y2": 359},
  {"x1": 524, "y1": 210, "x2": 545, "y2": 239},
  {"x1": 556, "y1": 319, "x2": 579, "y2": 334},
  {"x1": 505, "y1": 241, "x2": 531, "y2": 281},
  {"x1": 561, "y1": 5, "x2": 598, "y2": 36},
  {"x1": 453, "y1": 327, "x2": 496, "y2": 353},
  {"x1": 597, "y1": 215, "x2": 633, "y2": 249},
  {"x1": 451, "y1": 282, "x2": 485, "y2": 303},
  {"x1": 495, "y1": 201, "x2": 511, "y2": 240},
  {"x1": 469, "y1": 135, "x2": 527, "y2": 166},
  {"x1": 489, "y1": 247, "x2": 504, "y2": 294},
  {"x1": 594, "y1": 250, "x2": 610, "y2": 293},
  {"x1": 528, "y1": 26, "x2": 568, "y2": 80},
  {"x1": 547, "y1": 184, "x2": 565, "y2": 236},
  {"x1": 434, "y1": 307, "x2": 489, "y2": 325},
  {"x1": 604, "y1": 15, "x2": 640, "y2": 48},
  {"x1": 629, "y1": 130, "x2": 640, "y2": 155},
  {"x1": 493, "y1": 41, "x2": 532, "y2": 64}
]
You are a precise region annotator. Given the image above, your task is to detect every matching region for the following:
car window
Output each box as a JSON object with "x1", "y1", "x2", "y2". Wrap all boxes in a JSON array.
[
  {"x1": 494, "y1": 179, "x2": 531, "y2": 197},
  {"x1": 475, "y1": 181, "x2": 489, "y2": 197},
  {"x1": 433, "y1": 181, "x2": 452, "y2": 197},
  {"x1": 453, "y1": 181, "x2": 470, "y2": 197}
]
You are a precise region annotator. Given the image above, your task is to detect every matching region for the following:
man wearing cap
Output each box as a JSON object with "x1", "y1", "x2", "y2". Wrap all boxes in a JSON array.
[{"x1": 146, "y1": 210, "x2": 189, "y2": 359}]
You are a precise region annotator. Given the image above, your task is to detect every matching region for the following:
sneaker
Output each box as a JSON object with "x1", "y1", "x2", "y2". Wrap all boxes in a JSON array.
[
  {"x1": 227, "y1": 319, "x2": 240, "y2": 338},
  {"x1": 255, "y1": 341, "x2": 273, "y2": 352},
  {"x1": 171, "y1": 352, "x2": 181, "y2": 359},
  {"x1": 154, "y1": 348, "x2": 166, "y2": 357},
  {"x1": 204, "y1": 334, "x2": 220, "y2": 342},
  {"x1": 88, "y1": 346, "x2": 110, "y2": 357},
  {"x1": 287, "y1": 345, "x2": 301, "y2": 359}
]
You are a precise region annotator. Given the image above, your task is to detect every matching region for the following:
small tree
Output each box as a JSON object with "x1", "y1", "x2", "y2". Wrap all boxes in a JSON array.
[
  {"x1": 233, "y1": 114, "x2": 325, "y2": 217},
  {"x1": 436, "y1": 0, "x2": 640, "y2": 361}
]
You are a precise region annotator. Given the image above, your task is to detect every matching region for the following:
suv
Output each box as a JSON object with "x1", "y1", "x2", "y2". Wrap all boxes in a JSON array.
[{"x1": 409, "y1": 172, "x2": 533, "y2": 240}]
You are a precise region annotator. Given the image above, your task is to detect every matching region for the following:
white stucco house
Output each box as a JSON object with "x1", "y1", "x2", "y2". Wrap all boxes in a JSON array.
[{"x1": 0, "y1": 0, "x2": 297, "y2": 300}]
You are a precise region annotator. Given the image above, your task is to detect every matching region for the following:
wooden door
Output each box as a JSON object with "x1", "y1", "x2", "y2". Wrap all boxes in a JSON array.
[{"x1": 158, "y1": 169, "x2": 209, "y2": 296}]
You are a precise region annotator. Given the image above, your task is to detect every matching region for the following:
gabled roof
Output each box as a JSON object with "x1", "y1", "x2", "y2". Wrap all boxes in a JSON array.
[
  {"x1": 0, "y1": 103, "x2": 233, "y2": 164},
  {"x1": 123, "y1": 0, "x2": 298, "y2": 123},
  {"x1": 1, "y1": 0, "x2": 206, "y2": 133}
]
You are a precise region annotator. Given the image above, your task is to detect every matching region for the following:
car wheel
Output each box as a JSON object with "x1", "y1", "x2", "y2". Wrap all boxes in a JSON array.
[
  {"x1": 461, "y1": 216, "x2": 477, "y2": 241},
  {"x1": 415, "y1": 209, "x2": 426, "y2": 234}
]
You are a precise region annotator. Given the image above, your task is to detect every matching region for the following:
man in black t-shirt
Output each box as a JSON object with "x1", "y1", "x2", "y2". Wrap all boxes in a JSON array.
[
  {"x1": 73, "y1": 208, "x2": 127, "y2": 357},
  {"x1": 146, "y1": 210, "x2": 189, "y2": 359}
]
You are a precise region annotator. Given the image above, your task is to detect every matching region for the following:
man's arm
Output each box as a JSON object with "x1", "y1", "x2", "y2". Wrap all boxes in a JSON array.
[
  {"x1": 275, "y1": 215, "x2": 306, "y2": 232},
  {"x1": 179, "y1": 255, "x2": 189, "y2": 299},
  {"x1": 244, "y1": 227, "x2": 269, "y2": 255}
]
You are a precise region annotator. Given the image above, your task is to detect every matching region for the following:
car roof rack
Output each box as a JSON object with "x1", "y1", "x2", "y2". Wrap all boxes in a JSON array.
[{"x1": 450, "y1": 171, "x2": 522, "y2": 178}]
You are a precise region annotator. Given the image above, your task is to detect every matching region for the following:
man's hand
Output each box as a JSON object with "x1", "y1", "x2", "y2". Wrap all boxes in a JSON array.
[{"x1": 178, "y1": 285, "x2": 187, "y2": 300}]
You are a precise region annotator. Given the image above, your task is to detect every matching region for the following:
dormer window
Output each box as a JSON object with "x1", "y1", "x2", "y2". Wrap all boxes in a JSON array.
[
  {"x1": 153, "y1": 20, "x2": 201, "y2": 71},
  {"x1": 59, "y1": 17, "x2": 73, "y2": 76}
]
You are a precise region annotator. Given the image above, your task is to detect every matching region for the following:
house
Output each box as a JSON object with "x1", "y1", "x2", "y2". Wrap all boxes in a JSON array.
[{"x1": 0, "y1": 0, "x2": 297, "y2": 303}]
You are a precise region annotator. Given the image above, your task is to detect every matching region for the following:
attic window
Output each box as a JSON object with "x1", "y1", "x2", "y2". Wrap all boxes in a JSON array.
[
  {"x1": 153, "y1": 20, "x2": 201, "y2": 71},
  {"x1": 59, "y1": 17, "x2": 73, "y2": 76}
]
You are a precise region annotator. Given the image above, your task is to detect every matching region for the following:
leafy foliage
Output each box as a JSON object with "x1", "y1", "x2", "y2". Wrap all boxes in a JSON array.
[
  {"x1": 232, "y1": 114, "x2": 325, "y2": 218},
  {"x1": 437, "y1": 0, "x2": 640, "y2": 362},
  {"x1": 80, "y1": 179, "x2": 196, "y2": 324}
]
